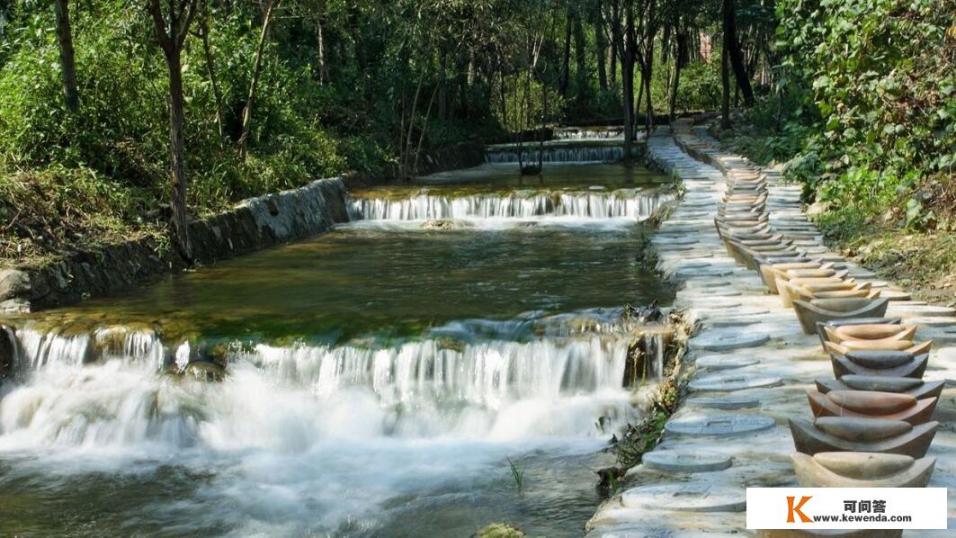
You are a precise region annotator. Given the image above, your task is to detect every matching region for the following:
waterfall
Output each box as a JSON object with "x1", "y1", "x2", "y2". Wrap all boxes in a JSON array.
[
  {"x1": 484, "y1": 145, "x2": 624, "y2": 164},
  {"x1": 348, "y1": 190, "x2": 673, "y2": 221},
  {"x1": 0, "y1": 318, "x2": 674, "y2": 447},
  {"x1": 552, "y1": 127, "x2": 624, "y2": 140}
]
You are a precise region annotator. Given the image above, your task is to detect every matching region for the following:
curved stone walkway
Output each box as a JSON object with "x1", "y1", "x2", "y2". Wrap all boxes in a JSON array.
[{"x1": 586, "y1": 122, "x2": 956, "y2": 536}]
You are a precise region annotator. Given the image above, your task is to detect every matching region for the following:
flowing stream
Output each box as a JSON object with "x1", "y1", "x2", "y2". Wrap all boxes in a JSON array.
[{"x1": 0, "y1": 163, "x2": 674, "y2": 536}]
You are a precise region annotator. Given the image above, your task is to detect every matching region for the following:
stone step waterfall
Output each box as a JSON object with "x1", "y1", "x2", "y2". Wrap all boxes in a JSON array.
[{"x1": 347, "y1": 190, "x2": 674, "y2": 222}]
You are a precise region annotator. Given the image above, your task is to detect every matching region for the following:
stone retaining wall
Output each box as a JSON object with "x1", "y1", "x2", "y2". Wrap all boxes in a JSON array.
[{"x1": 0, "y1": 177, "x2": 349, "y2": 312}]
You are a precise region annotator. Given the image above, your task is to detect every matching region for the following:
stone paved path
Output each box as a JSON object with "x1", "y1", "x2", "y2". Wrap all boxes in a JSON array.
[{"x1": 586, "y1": 123, "x2": 956, "y2": 537}]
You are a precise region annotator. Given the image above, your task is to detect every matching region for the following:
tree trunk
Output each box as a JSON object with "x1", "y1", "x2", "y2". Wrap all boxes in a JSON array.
[
  {"x1": 609, "y1": 0, "x2": 620, "y2": 88},
  {"x1": 316, "y1": 16, "x2": 326, "y2": 84},
  {"x1": 621, "y1": 0, "x2": 635, "y2": 160},
  {"x1": 721, "y1": 43, "x2": 731, "y2": 128},
  {"x1": 238, "y1": 0, "x2": 280, "y2": 158},
  {"x1": 53, "y1": 0, "x2": 79, "y2": 112},
  {"x1": 148, "y1": 0, "x2": 199, "y2": 261},
  {"x1": 559, "y1": 10, "x2": 572, "y2": 96},
  {"x1": 198, "y1": 17, "x2": 225, "y2": 142},
  {"x1": 643, "y1": 63, "x2": 653, "y2": 136},
  {"x1": 573, "y1": 10, "x2": 587, "y2": 107},
  {"x1": 594, "y1": 12, "x2": 607, "y2": 91},
  {"x1": 166, "y1": 52, "x2": 193, "y2": 261},
  {"x1": 668, "y1": 31, "x2": 686, "y2": 121},
  {"x1": 722, "y1": 0, "x2": 754, "y2": 106}
]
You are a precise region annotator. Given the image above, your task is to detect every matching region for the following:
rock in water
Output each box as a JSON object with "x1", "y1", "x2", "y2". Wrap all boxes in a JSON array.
[
  {"x1": 422, "y1": 219, "x2": 455, "y2": 230},
  {"x1": 0, "y1": 325, "x2": 14, "y2": 379},
  {"x1": 184, "y1": 361, "x2": 225, "y2": 382}
]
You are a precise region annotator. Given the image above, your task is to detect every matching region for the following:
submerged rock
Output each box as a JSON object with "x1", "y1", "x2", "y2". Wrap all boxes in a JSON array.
[
  {"x1": 421, "y1": 219, "x2": 457, "y2": 230},
  {"x1": 183, "y1": 361, "x2": 225, "y2": 382},
  {"x1": 475, "y1": 523, "x2": 526, "y2": 538}
]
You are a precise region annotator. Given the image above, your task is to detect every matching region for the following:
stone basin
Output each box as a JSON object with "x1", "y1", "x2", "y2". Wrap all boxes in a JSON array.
[
  {"x1": 779, "y1": 282, "x2": 875, "y2": 308},
  {"x1": 824, "y1": 338, "x2": 918, "y2": 353},
  {"x1": 788, "y1": 417, "x2": 938, "y2": 457},
  {"x1": 759, "y1": 263, "x2": 832, "y2": 293},
  {"x1": 792, "y1": 452, "x2": 935, "y2": 487},
  {"x1": 816, "y1": 375, "x2": 944, "y2": 400},
  {"x1": 793, "y1": 298, "x2": 890, "y2": 335},
  {"x1": 831, "y1": 353, "x2": 929, "y2": 379},
  {"x1": 807, "y1": 390, "x2": 937, "y2": 424},
  {"x1": 827, "y1": 324, "x2": 916, "y2": 342},
  {"x1": 786, "y1": 268, "x2": 843, "y2": 279},
  {"x1": 814, "y1": 317, "x2": 902, "y2": 346}
]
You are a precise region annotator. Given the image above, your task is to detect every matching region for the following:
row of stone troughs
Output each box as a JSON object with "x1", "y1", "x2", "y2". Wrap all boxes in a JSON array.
[
  {"x1": 587, "y1": 122, "x2": 956, "y2": 537},
  {"x1": 717, "y1": 150, "x2": 940, "y2": 486}
]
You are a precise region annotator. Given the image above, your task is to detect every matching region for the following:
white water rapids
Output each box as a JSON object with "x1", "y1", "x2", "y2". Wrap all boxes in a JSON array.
[
  {"x1": 0, "y1": 172, "x2": 673, "y2": 535},
  {"x1": 0, "y1": 321, "x2": 663, "y2": 535}
]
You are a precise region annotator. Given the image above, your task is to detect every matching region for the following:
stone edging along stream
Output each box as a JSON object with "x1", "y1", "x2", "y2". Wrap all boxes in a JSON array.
[
  {"x1": 586, "y1": 120, "x2": 956, "y2": 537},
  {"x1": 0, "y1": 142, "x2": 487, "y2": 313},
  {"x1": 0, "y1": 178, "x2": 350, "y2": 313}
]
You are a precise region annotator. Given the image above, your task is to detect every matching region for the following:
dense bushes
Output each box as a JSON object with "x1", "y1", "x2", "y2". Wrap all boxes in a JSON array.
[
  {"x1": 730, "y1": 0, "x2": 955, "y2": 235},
  {"x1": 0, "y1": 3, "x2": 360, "y2": 213}
]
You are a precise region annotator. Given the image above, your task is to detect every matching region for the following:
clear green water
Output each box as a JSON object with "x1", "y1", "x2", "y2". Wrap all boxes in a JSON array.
[{"x1": 0, "y1": 163, "x2": 674, "y2": 537}]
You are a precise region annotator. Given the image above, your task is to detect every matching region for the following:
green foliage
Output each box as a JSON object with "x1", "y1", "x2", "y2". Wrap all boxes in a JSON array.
[
  {"x1": 673, "y1": 60, "x2": 722, "y2": 111},
  {"x1": 0, "y1": 0, "x2": 730, "y2": 263},
  {"x1": 778, "y1": 0, "x2": 956, "y2": 224},
  {"x1": 494, "y1": 75, "x2": 565, "y2": 133},
  {"x1": 506, "y1": 457, "x2": 525, "y2": 493},
  {"x1": 729, "y1": 0, "x2": 955, "y2": 237}
]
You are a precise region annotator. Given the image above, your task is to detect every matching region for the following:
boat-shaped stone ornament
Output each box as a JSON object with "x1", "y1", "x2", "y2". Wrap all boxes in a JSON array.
[
  {"x1": 759, "y1": 262, "x2": 833, "y2": 293},
  {"x1": 823, "y1": 324, "x2": 917, "y2": 343},
  {"x1": 823, "y1": 338, "x2": 929, "y2": 354},
  {"x1": 779, "y1": 282, "x2": 876, "y2": 308},
  {"x1": 815, "y1": 375, "x2": 944, "y2": 400},
  {"x1": 788, "y1": 417, "x2": 938, "y2": 457},
  {"x1": 792, "y1": 298, "x2": 890, "y2": 335},
  {"x1": 806, "y1": 389, "x2": 938, "y2": 424},
  {"x1": 830, "y1": 349, "x2": 929, "y2": 379},
  {"x1": 814, "y1": 317, "x2": 902, "y2": 346},
  {"x1": 792, "y1": 451, "x2": 935, "y2": 487}
]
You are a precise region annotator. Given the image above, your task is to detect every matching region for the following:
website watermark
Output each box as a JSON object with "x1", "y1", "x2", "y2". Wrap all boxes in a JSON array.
[{"x1": 746, "y1": 488, "x2": 947, "y2": 530}]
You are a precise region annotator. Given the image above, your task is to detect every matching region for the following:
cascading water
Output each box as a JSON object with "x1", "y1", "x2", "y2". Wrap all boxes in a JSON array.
[
  {"x1": 552, "y1": 127, "x2": 624, "y2": 140},
  {"x1": 0, "y1": 161, "x2": 675, "y2": 537},
  {"x1": 484, "y1": 145, "x2": 624, "y2": 164},
  {"x1": 347, "y1": 189, "x2": 674, "y2": 222}
]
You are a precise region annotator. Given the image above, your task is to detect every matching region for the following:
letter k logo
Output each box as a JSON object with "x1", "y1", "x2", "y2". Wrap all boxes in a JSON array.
[{"x1": 787, "y1": 495, "x2": 812, "y2": 523}]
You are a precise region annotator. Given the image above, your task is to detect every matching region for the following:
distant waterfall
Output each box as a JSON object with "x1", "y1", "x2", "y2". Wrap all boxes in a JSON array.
[
  {"x1": 552, "y1": 127, "x2": 624, "y2": 140},
  {"x1": 348, "y1": 190, "x2": 674, "y2": 221},
  {"x1": 484, "y1": 145, "x2": 624, "y2": 164}
]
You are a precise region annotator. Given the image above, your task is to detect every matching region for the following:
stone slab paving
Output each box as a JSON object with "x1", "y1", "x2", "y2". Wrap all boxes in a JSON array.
[{"x1": 585, "y1": 125, "x2": 956, "y2": 536}]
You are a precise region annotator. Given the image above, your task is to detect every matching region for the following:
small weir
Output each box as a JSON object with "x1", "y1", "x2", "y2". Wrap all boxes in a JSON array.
[
  {"x1": 348, "y1": 189, "x2": 674, "y2": 222},
  {"x1": 0, "y1": 148, "x2": 678, "y2": 536},
  {"x1": 484, "y1": 142, "x2": 625, "y2": 164}
]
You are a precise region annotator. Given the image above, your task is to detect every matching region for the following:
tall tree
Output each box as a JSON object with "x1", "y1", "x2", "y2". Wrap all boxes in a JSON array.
[
  {"x1": 53, "y1": 0, "x2": 79, "y2": 111},
  {"x1": 558, "y1": 8, "x2": 572, "y2": 96},
  {"x1": 238, "y1": 0, "x2": 281, "y2": 159},
  {"x1": 634, "y1": 0, "x2": 658, "y2": 137},
  {"x1": 147, "y1": 0, "x2": 200, "y2": 261},
  {"x1": 721, "y1": 40, "x2": 731, "y2": 127},
  {"x1": 195, "y1": 1, "x2": 225, "y2": 142},
  {"x1": 593, "y1": 1, "x2": 608, "y2": 91},
  {"x1": 722, "y1": 0, "x2": 754, "y2": 106},
  {"x1": 572, "y1": 5, "x2": 588, "y2": 107},
  {"x1": 619, "y1": 0, "x2": 636, "y2": 159}
]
